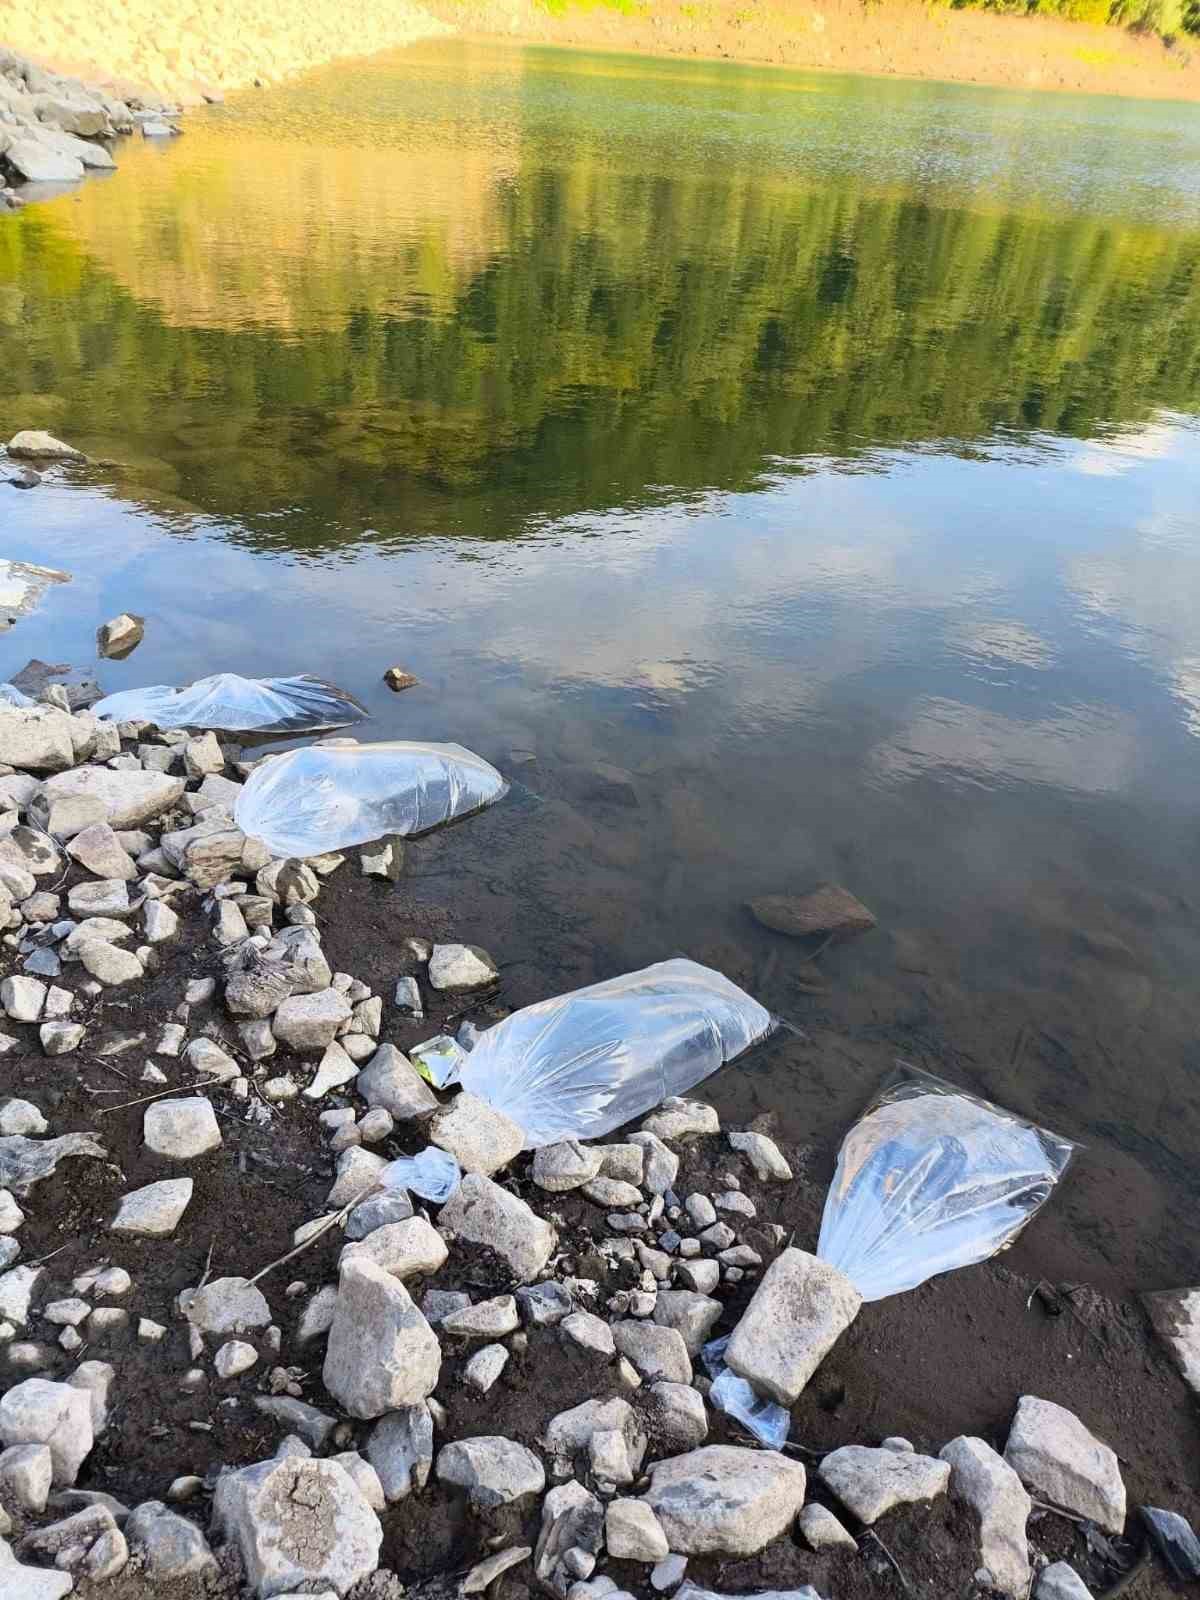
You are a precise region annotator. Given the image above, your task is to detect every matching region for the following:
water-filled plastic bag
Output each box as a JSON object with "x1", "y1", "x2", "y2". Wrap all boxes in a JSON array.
[
  {"x1": 92, "y1": 672, "x2": 367, "y2": 733},
  {"x1": 816, "y1": 1068, "x2": 1074, "y2": 1302},
  {"x1": 0, "y1": 683, "x2": 34, "y2": 707},
  {"x1": 234, "y1": 740, "x2": 507, "y2": 857},
  {"x1": 458, "y1": 958, "x2": 774, "y2": 1148}
]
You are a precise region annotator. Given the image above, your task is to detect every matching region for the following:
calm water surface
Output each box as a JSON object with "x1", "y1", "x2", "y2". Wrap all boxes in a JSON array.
[{"x1": 3, "y1": 43, "x2": 1200, "y2": 1290}]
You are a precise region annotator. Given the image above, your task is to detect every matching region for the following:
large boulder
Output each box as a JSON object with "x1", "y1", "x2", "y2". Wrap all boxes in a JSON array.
[
  {"x1": 212, "y1": 1455, "x2": 381, "y2": 1597},
  {"x1": 641, "y1": 1446, "x2": 806, "y2": 1554}
]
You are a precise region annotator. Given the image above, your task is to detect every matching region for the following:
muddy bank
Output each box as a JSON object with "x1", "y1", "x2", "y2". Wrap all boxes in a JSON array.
[{"x1": 420, "y1": 0, "x2": 1200, "y2": 101}]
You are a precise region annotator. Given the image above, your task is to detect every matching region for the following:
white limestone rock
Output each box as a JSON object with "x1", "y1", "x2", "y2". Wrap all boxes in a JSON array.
[
  {"x1": 641, "y1": 1446, "x2": 806, "y2": 1556},
  {"x1": 941, "y1": 1435, "x2": 1031, "y2": 1597},
  {"x1": 430, "y1": 1091, "x2": 524, "y2": 1177},
  {"x1": 818, "y1": 1445, "x2": 950, "y2": 1524},
  {"x1": 725, "y1": 1248, "x2": 861, "y2": 1405},
  {"x1": 143, "y1": 1097, "x2": 222, "y2": 1160},
  {"x1": 439, "y1": 1174, "x2": 555, "y2": 1284},
  {"x1": 323, "y1": 1260, "x2": 441, "y2": 1420},
  {"x1": 111, "y1": 1178, "x2": 192, "y2": 1237},
  {"x1": 437, "y1": 1437, "x2": 545, "y2": 1510},
  {"x1": 1004, "y1": 1396, "x2": 1125, "y2": 1535}
]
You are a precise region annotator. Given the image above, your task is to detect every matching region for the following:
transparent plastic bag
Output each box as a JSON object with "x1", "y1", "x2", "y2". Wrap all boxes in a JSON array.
[
  {"x1": 233, "y1": 740, "x2": 508, "y2": 857},
  {"x1": 458, "y1": 958, "x2": 774, "y2": 1148},
  {"x1": 677, "y1": 1584, "x2": 825, "y2": 1600},
  {"x1": 411, "y1": 1035, "x2": 467, "y2": 1090},
  {"x1": 379, "y1": 1146, "x2": 462, "y2": 1204},
  {"x1": 817, "y1": 1067, "x2": 1075, "y2": 1302},
  {"x1": 703, "y1": 1336, "x2": 790, "y2": 1449},
  {"x1": 92, "y1": 672, "x2": 367, "y2": 733},
  {"x1": 0, "y1": 683, "x2": 34, "y2": 707}
]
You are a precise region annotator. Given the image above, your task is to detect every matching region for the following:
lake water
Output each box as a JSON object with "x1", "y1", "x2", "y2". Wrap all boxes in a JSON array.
[{"x1": 3, "y1": 42, "x2": 1200, "y2": 1294}]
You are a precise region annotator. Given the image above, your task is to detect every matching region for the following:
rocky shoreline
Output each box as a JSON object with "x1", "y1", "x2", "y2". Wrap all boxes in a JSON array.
[
  {"x1": 3, "y1": 444, "x2": 1200, "y2": 1600},
  {"x1": 0, "y1": 47, "x2": 180, "y2": 209}
]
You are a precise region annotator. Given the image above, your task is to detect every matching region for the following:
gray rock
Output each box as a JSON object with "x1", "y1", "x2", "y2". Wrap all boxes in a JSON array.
[
  {"x1": 67, "y1": 1361, "x2": 113, "y2": 1433},
  {"x1": 436, "y1": 1437, "x2": 546, "y2": 1509},
  {"x1": 1, "y1": 976, "x2": 45, "y2": 1023},
  {"x1": 239, "y1": 1019, "x2": 276, "y2": 1061},
  {"x1": 346, "y1": 1192, "x2": 414, "y2": 1239},
  {"x1": 561, "y1": 1311, "x2": 616, "y2": 1357},
  {"x1": 725, "y1": 1248, "x2": 861, "y2": 1405},
  {"x1": 583, "y1": 1176, "x2": 642, "y2": 1208},
  {"x1": 430, "y1": 1091, "x2": 524, "y2": 1177},
  {"x1": 607, "y1": 1499, "x2": 669, "y2": 1562},
  {"x1": 66, "y1": 823, "x2": 136, "y2": 881},
  {"x1": 273, "y1": 988, "x2": 353, "y2": 1053},
  {"x1": 674, "y1": 1259, "x2": 720, "y2": 1295},
  {"x1": 323, "y1": 1259, "x2": 441, "y2": 1419},
  {"x1": 441, "y1": 1294, "x2": 520, "y2": 1340},
  {"x1": 184, "y1": 1036, "x2": 240, "y2": 1081},
  {"x1": 254, "y1": 1397, "x2": 337, "y2": 1450},
  {"x1": 183, "y1": 731, "x2": 223, "y2": 777},
  {"x1": 464, "y1": 1343, "x2": 508, "y2": 1393},
  {"x1": 305, "y1": 1041, "x2": 359, "y2": 1100},
  {"x1": 464, "y1": 1545, "x2": 532, "y2": 1593},
  {"x1": 327, "y1": 1451, "x2": 385, "y2": 1512},
  {"x1": 642, "y1": 1446, "x2": 807, "y2": 1555},
  {"x1": 798, "y1": 1503, "x2": 856, "y2": 1551},
  {"x1": 341, "y1": 1217, "x2": 448, "y2": 1281},
  {"x1": 1143, "y1": 1287, "x2": 1200, "y2": 1398},
  {"x1": 367, "y1": 1405, "x2": 433, "y2": 1501},
  {"x1": 0, "y1": 1264, "x2": 41, "y2": 1324},
  {"x1": 40, "y1": 767, "x2": 184, "y2": 828},
  {"x1": 123, "y1": 1500, "x2": 216, "y2": 1578},
  {"x1": 517, "y1": 1281, "x2": 574, "y2": 1326},
  {"x1": 213, "y1": 899, "x2": 249, "y2": 945},
  {"x1": 0, "y1": 1379, "x2": 93, "y2": 1485},
  {"x1": 143, "y1": 1097, "x2": 221, "y2": 1160},
  {"x1": 613, "y1": 1321, "x2": 692, "y2": 1384},
  {"x1": 257, "y1": 859, "x2": 320, "y2": 907},
  {"x1": 17, "y1": 1503, "x2": 125, "y2": 1579},
  {"x1": 1, "y1": 1132, "x2": 105, "y2": 1197},
  {"x1": 652, "y1": 1291, "x2": 722, "y2": 1357},
  {"x1": 393, "y1": 975, "x2": 423, "y2": 1018},
  {"x1": 183, "y1": 1276, "x2": 271, "y2": 1336},
  {"x1": 0, "y1": 707, "x2": 75, "y2": 773},
  {"x1": 111, "y1": 1178, "x2": 192, "y2": 1237},
  {"x1": 0, "y1": 1539, "x2": 73, "y2": 1596},
  {"x1": 533, "y1": 1141, "x2": 605, "y2": 1192},
  {"x1": 1004, "y1": 1396, "x2": 1125, "y2": 1535},
  {"x1": 818, "y1": 1445, "x2": 950, "y2": 1524},
  {"x1": 543, "y1": 1398, "x2": 646, "y2": 1474},
  {"x1": 640, "y1": 1099, "x2": 719, "y2": 1142},
  {"x1": 749, "y1": 884, "x2": 876, "y2": 941},
  {"x1": 38, "y1": 1021, "x2": 83, "y2": 1056},
  {"x1": 727, "y1": 1130, "x2": 793, "y2": 1182},
  {"x1": 212, "y1": 1455, "x2": 382, "y2": 1598},
  {"x1": 535, "y1": 1481, "x2": 604, "y2": 1597},
  {"x1": 648, "y1": 1382, "x2": 708, "y2": 1452},
  {"x1": 0, "y1": 1441, "x2": 52, "y2": 1512},
  {"x1": 326, "y1": 1147, "x2": 388, "y2": 1209},
  {"x1": 439, "y1": 1174, "x2": 556, "y2": 1283},
  {"x1": 79, "y1": 939, "x2": 143, "y2": 986},
  {"x1": 941, "y1": 1435, "x2": 1031, "y2": 1597},
  {"x1": 215, "y1": 1340, "x2": 258, "y2": 1378},
  {"x1": 143, "y1": 899, "x2": 179, "y2": 943},
  {"x1": 355, "y1": 1043, "x2": 437, "y2": 1120},
  {"x1": 428, "y1": 943, "x2": 498, "y2": 991},
  {"x1": 1037, "y1": 1564, "x2": 1094, "y2": 1600},
  {"x1": 297, "y1": 1286, "x2": 339, "y2": 1346},
  {"x1": 651, "y1": 1554, "x2": 688, "y2": 1591}
]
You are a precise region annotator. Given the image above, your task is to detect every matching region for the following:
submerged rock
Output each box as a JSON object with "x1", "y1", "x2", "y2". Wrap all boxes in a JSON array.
[{"x1": 749, "y1": 882, "x2": 876, "y2": 942}]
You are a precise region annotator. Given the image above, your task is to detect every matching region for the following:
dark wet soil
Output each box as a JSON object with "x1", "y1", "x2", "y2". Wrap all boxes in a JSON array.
[{"x1": 2, "y1": 846, "x2": 1198, "y2": 1599}]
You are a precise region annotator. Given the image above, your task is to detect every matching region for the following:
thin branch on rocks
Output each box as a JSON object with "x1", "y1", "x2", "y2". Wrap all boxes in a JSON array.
[
  {"x1": 246, "y1": 1181, "x2": 385, "y2": 1286},
  {"x1": 97, "y1": 1078, "x2": 228, "y2": 1115}
]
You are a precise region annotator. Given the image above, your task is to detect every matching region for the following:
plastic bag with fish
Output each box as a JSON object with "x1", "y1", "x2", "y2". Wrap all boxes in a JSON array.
[
  {"x1": 92, "y1": 672, "x2": 367, "y2": 733},
  {"x1": 456, "y1": 958, "x2": 774, "y2": 1148},
  {"x1": 233, "y1": 739, "x2": 507, "y2": 858},
  {"x1": 816, "y1": 1068, "x2": 1075, "y2": 1302}
]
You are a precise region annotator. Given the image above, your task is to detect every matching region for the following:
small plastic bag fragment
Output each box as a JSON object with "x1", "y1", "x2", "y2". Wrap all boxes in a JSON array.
[
  {"x1": 817, "y1": 1067, "x2": 1075, "y2": 1303},
  {"x1": 0, "y1": 682, "x2": 34, "y2": 707},
  {"x1": 1141, "y1": 1507, "x2": 1200, "y2": 1581},
  {"x1": 703, "y1": 1336, "x2": 791, "y2": 1449},
  {"x1": 379, "y1": 1146, "x2": 461, "y2": 1204},
  {"x1": 411, "y1": 1035, "x2": 466, "y2": 1089},
  {"x1": 677, "y1": 1582, "x2": 825, "y2": 1600},
  {"x1": 234, "y1": 740, "x2": 507, "y2": 858},
  {"x1": 92, "y1": 671, "x2": 367, "y2": 733},
  {"x1": 457, "y1": 957, "x2": 774, "y2": 1148}
]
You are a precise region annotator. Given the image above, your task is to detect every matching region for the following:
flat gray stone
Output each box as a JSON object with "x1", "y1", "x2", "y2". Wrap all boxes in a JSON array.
[
  {"x1": 436, "y1": 1436, "x2": 546, "y2": 1509},
  {"x1": 340, "y1": 1217, "x2": 448, "y2": 1281},
  {"x1": 0, "y1": 707, "x2": 75, "y2": 773},
  {"x1": 111, "y1": 1178, "x2": 192, "y2": 1237},
  {"x1": 648, "y1": 1382, "x2": 708, "y2": 1452},
  {"x1": 1004, "y1": 1396, "x2": 1125, "y2": 1535},
  {"x1": 725, "y1": 1248, "x2": 861, "y2": 1405},
  {"x1": 212, "y1": 1455, "x2": 381, "y2": 1598},
  {"x1": 1037, "y1": 1564, "x2": 1094, "y2": 1600},
  {"x1": 273, "y1": 989, "x2": 353, "y2": 1053},
  {"x1": 67, "y1": 823, "x2": 136, "y2": 881},
  {"x1": 628, "y1": 1131, "x2": 679, "y2": 1195},
  {"x1": 640, "y1": 1099, "x2": 719, "y2": 1143},
  {"x1": 652, "y1": 1291, "x2": 722, "y2": 1358},
  {"x1": 535, "y1": 1479, "x2": 605, "y2": 1598},
  {"x1": 428, "y1": 944, "x2": 497, "y2": 991},
  {"x1": 642, "y1": 1446, "x2": 806, "y2": 1555},
  {"x1": 254, "y1": 1397, "x2": 337, "y2": 1450},
  {"x1": 798, "y1": 1503, "x2": 856, "y2": 1550},
  {"x1": 355, "y1": 1043, "x2": 437, "y2": 1120},
  {"x1": 183, "y1": 1277, "x2": 271, "y2": 1336},
  {"x1": 323, "y1": 1259, "x2": 441, "y2": 1419},
  {"x1": 613, "y1": 1321, "x2": 692, "y2": 1384},
  {"x1": 123, "y1": 1501, "x2": 217, "y2": 1578},
  {"x1": 41, "y1": 767, "x2": 184, "y2": 828},
  {"x1": 532, "y1": 1139, "x2": 604, "y2": 1192},
  {"x1": 561, "y1": 1311, "x2": 616, "y2": 1357},
  {"x1": 607, "y1": 1498, "x2": 669, "y2": 1562},
  {"x1": 941, "y1": 1435, "x2": 1031, "y2": 1597},
  {"x1": 543, "y1": 1398, "x2": 646, "y2": 1474},
  {"x1": 818, "y1": 1445, "x2": 950, "y2": 1524},
  {"x1": 463, "y1": 1545, "x2": 532, "y2": 1593},
  {"x1": 439, "y1": 1174, "x2": 556, "y2": 1283},
  {"x1": 727, "y1": 1130, "x2": 793, "y2": 1181},
  {"x1": 464, "y1": 1343, "x2": 508, "y2": 1393}
]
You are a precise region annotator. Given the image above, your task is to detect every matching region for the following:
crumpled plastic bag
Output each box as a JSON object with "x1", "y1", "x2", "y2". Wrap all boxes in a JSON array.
[
  {"x1": 458, "y1": 958, "x2": 774, "y2": 1148},
  {"x1": 233, "y1": 740, "x2": 507, "y2": 858},
  {"x1": 703, "y1": 1335, "x2": 790, "y2": 1449},
  {"x1": 379, "y1": 1146, "x2": 461, "y2": 1204},
  {"x1": 677, "y1": 1585, "x2": 825, "y2": 1600},
  {"x1": 0, "y1": 682, "x2": 34, "y2": 707},
  {"x1": 0, "y1": 1132, "x2": 107, "y2": 1196},
  {"x1": 816, "y1": 1068, "x2": 1075, "y2": 1302},
  {"x1": 92, "y1": 672, "x2": 367, "y2": 733}
]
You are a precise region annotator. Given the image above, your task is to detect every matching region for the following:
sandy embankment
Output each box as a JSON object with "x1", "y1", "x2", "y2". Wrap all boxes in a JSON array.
[{"x1": 0, "y1": 0, "x2": 454, "y2": 100}]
